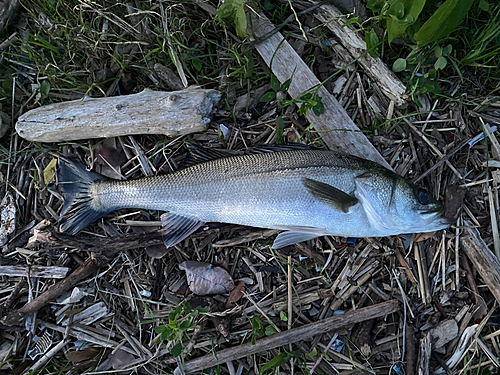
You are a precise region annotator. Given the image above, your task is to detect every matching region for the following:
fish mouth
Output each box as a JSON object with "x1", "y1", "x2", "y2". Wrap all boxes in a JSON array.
[{"x1": 418, "y1": 207, "x2": 452, "y2": 228}]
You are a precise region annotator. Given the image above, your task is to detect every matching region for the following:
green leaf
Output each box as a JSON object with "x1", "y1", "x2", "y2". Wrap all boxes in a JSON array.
[
  {"x1": 312, "y1": 100, "x2": 325, "y2": 116},
  {"x1": 260, "y1": 352, "x2": 294, "y2": 374},
  {"x1": 443, "y1": 44, "x2": 453, "y2": 56},
  {"x1": 478, "y1": 0, "x2": 490, "y2": 12},
  {"x1": 170, "y1": 343, "x2": 183, "y2": 357},
  {"x1": 365, "y1": 29, "x2": 380, "y2": 58},
  {"x1": 434, "y1": 56, "x2": 447, "y2": 70},
  {"x1": 386, "y1": 0, "x2": 426, "y2": 44},
  {"x1": 155, "y1": 325, "x2": 167, "y2": 334},
  {"x1": 390, "y1": 2, "x2": 405, "y2": 19},
  {"x1": 305, "y1": 348, "x2": 318, "y2": 359},
  {"x1": 367, "y1": 0, "x2": 384, "y2": 12},
  {"x1": 40, "y1": 80, "x2": 50, "y2": 97},
  {"x1": 192, "y1": 57, "x2": 202, "y2": 72},
  {"x1": 280, "y1": 311, "x2": 288, "y2": 322},
  {"x1": 260, "y1": 91, "x2": 276, "y2": 103},
  {"x1": 392, "y1": 58, "x2": 407, "y2": 72},
  {"x1": 434, "y1": 45, "x2": 442, "y2": 58},
  {"x1": 281, "y1": 77, "x2": 292, "y2": 92},
  {"x1": 251, "y1": 315, "x2": 263, "y2": 333},
  {"x1": 271, "y1": 75, "x2": 280, "y2": 92},
  {"x1": 265, "y1": 325, "x2": 278, "y2": 336},
  {"x1": 342, "y1": 17, "x2": 359, "y2": 27},
  {"x1": 216, "y1": 0, "x2": 247, "y2": 38},
  {"x1": 414, "y1": 0, "x2": 474, "y2": 47},
  {"x1": 180, "y1": 320, "x2": 192, "y2": 329}
]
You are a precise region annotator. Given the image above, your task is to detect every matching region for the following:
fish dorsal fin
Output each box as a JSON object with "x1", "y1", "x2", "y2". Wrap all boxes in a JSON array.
[
  {"x1": 251, "y1": 143, "x2": 320, "y2": 153},
  {"x1": 182, "y1": 145, "x2": 237, "y2": 168},
  {"x1": 302, "y1": 178, "x2": 358, "y2": 213},
  {"x1": 160, "y1": 212, "x2": 204, "y2": 248},
  {"x1": 182, "y1": 143, "x2": 320, "y2": 168}
]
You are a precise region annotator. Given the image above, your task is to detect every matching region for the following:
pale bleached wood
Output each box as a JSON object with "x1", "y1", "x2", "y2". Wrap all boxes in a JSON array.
[
  {"x1": 0, "y1": 265, "x2": 70, "y2": 278},
  {"x1": 312, "y1": 3, "x2": 407, "y2": 107},
  {"x1": 251, "y1": 13, "x2": 391, "y2": 169},
  {"x1": 16, "y1": 88, "x2": 221, "y2": 142},
  {"x1": 462, "y1": 225, "x2": 500, "y2": 305},
  {"x1": 174, "y1": 300, "x2": 399, "y2": 375}
]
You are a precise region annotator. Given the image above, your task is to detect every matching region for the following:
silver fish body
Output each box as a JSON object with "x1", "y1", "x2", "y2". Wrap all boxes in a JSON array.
[{"x1": 59, "y1": 149, "x2": 450, "y2": 248}]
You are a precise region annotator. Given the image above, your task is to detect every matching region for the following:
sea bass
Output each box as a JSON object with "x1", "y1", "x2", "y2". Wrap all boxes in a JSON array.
[{"x1": 58, "y1": 148, "x2": 450, "y2": 249}]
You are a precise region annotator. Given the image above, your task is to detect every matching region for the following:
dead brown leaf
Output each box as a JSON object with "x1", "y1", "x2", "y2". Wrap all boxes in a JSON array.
[
  {"x1": 225, "y1": 280, "x2": 245, "y2": 309},
  {"x1": 179, "y1": 261, "x2": 235, "y2": 295}
]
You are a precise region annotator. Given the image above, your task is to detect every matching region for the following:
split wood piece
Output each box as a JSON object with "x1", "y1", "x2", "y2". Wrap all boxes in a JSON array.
[
  {"x1": 1, "y1": 252, "x2": 113, "y2": 326},
  {"x1": 174, "y1": 300, "x2": 399, "y2": 375},
  {"x1": 310, "y1": 3, "x2": 407, "y2": 107},
  {"x1": 462, "y1": 226, "x2": 500, "y2": 305},
  {"x1": 0, "y1": 265, "x2": 70, "y2": 278},
  {"x1": 16, "y1": 88, "x2": 221, "y2": 142},
  {"x1": 251, "y1": 13, "x2": 391, "y2": 169},
  {"x1": 418, "y1": 333, "x2": 431, "y2": 375}
]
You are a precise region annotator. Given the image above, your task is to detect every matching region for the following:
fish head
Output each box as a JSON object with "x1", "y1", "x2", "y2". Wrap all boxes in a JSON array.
[{"x1": 355, "y1": 170, "x2": 451, "y2": 235}]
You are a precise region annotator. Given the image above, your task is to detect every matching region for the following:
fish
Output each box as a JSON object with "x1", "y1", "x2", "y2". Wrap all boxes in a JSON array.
[{"x1": 57, "y1": 147, "x2": 451, "y2": 249}]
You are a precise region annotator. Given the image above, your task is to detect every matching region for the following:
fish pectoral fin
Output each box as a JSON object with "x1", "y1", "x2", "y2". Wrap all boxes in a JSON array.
[
  {"x1": 272, "y1": 229, "x2": 324, "y2": 249},
  {"x1": 302, "y1": 178, "x2": 358, "y2": 213},
  {"x1": 160, "y1": 212, "x2": 204, "y2": 249}
]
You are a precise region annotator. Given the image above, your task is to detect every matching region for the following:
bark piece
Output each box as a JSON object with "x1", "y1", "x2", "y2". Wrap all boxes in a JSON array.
[
  {"x1": 16, "y1": 88, "x2": 221, "y2": 142},
  {"x1": 251, "y1": 13, "x2": 390, "y2": 169}
]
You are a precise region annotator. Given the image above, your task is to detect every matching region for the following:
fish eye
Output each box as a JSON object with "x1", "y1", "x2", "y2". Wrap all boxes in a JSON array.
[{"x1": 416, "y1": 189, "x2": 430, "y2": 205}]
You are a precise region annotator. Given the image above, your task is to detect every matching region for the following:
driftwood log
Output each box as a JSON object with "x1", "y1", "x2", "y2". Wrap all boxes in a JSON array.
[
  {"x1": 15, "y1": 88, "x2": 221, "y2": 142},
  {"x1": 251, "y1": 13, "x2": 391, "y2": 169}
]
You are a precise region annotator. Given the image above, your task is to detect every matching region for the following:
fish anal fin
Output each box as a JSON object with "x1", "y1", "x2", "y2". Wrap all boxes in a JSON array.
[
  {"x1": 160, "y1": 212, "x2": 204, "y2": 249},
  {"x1": 302, "y1": 178, "x2": 358, "y2": 213},
  {"x1": 272, "y1": 230, "x2": 321, "y2": 249}
]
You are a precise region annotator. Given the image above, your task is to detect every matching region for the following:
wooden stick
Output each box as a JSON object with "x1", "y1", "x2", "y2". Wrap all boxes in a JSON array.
[
  {"x1": 174, "y1": 300, "x2": 399, "y2": 375},
  {"x1": 251, "y1": 13, "x2": 390, "y2": 169},
  {"x1": 16, "y1": 88, "x2": 221, "y2": 142},
  {"x1": 462, "y1": 226, "x2": 500, "y2": 305}
]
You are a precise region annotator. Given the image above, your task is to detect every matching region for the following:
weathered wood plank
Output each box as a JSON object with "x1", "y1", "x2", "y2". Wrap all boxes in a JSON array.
[{"x1": 251, "y1": 13, "x2": 391, "y2": 169}]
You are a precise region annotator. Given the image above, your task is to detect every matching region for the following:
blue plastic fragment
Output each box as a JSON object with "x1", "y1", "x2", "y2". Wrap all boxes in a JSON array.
[{"x1": 347, "y1": 237, "x2": 357, "y2": 244}]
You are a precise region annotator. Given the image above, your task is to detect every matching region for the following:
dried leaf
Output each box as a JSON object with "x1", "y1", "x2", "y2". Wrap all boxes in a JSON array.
[
  {"x1": 226, "y1": 280, "x2": 245, "y2": 309},
  {"x1": 108, "y1": 349, "x2": 135, "y2": 370},
  {"x1": 0, "y1": 193, "x2": 16, "y2": 246},
  {"x1": 414, "y1": 231, "x2": 437, "y2": 242},
  {"x1": 67, "y1": 348, "x2": 100, "y2": 364},
  {"x1": 179, "y1": 261, "x2": 235, "y2": 295},
  {"x1": 43, "y1": 158, "x2": 58, "y2": 185}
]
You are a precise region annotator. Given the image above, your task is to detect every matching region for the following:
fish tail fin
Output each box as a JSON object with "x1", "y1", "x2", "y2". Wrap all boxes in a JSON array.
[{"x1": 58, "y1": 159, "x2": 110, "y2": 235}]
